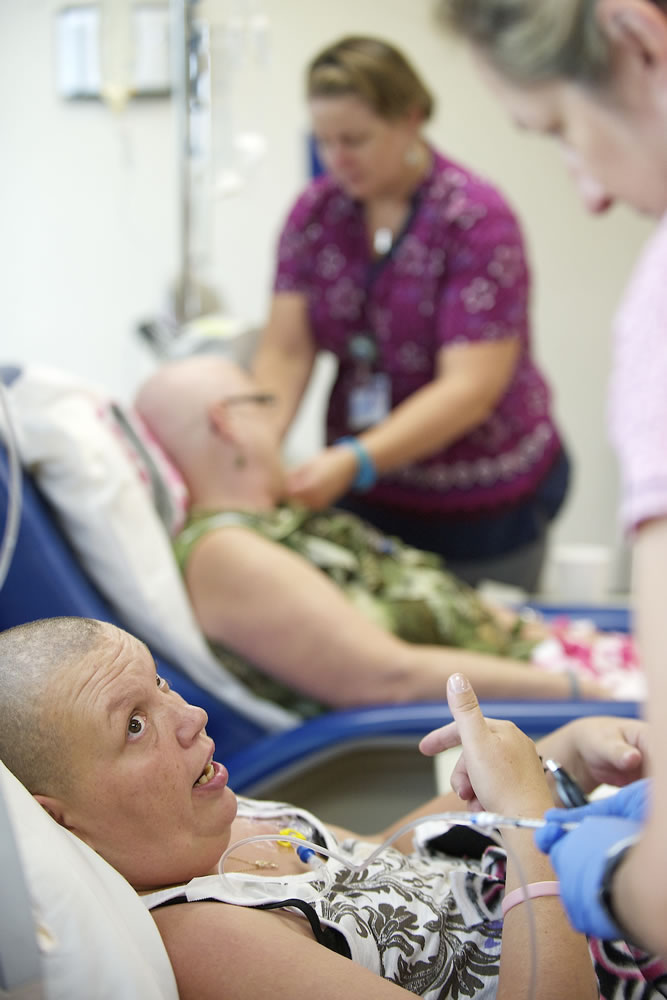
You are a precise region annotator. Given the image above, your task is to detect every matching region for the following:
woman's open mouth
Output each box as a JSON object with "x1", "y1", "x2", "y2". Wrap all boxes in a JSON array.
[
  {"x1": 192, "y1": 760, "x2": 228, "y2": 791},
  {"x1": 194, "y1": 762, "x2": 215, "y2": 786}
]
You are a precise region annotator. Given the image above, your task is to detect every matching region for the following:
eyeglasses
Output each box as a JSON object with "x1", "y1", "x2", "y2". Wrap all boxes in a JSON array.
[{"x1": 221, "y1": 392, "x2": 277, "y2": 406}]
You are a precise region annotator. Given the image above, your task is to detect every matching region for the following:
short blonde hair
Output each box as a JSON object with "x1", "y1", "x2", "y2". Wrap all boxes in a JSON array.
[
  {"x1": 438, "y1": 0, "x2": 619, "y2": 85},
  {"x1": 307, "y1": 35, "x2": 434, "y2": 121}
]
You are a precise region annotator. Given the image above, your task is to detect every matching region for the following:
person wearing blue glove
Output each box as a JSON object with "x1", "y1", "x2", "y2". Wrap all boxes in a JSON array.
[
  {"x1": 438, "y1": 0, "x2": 667, "y2": 963},
  {"x1": 421, "y1": 698, "x2": 652, "y2": 944},
  {"x1": 534, "y1": 781, "x2": 650, "y2": 940}
]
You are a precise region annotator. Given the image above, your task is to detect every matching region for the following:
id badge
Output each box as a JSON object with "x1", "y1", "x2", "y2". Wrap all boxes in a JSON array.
[{"x1": 347, "y1": 373, "x2": 391, "y2": 430}]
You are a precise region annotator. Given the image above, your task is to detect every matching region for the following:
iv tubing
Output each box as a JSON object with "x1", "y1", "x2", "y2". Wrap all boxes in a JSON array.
[
  {"x1": 218, "y1": 810, "x2": 576, "y2": 1000},
  {"x1": 218, "y1": 810, "x2": 575, "y2": 881}
]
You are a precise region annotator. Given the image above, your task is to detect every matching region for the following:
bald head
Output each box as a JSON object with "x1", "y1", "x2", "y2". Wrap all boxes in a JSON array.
[
  {"x1": 135, "y1": 356, "x2": 255, "y2": 466},
  {"x1": 136, "y1": 356, "x2": 284, "y2": 507},
  {"x1": 0, "y1": 617, "x2": 109, "y2": 794}
]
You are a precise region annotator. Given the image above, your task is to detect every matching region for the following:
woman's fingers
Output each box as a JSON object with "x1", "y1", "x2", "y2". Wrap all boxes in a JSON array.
[
  {"x1": 421, "y1": 674, "x2": 550, "y2": 816},
  {"x1": 419, "y1": 674, "x2": 489, "y2": 756},
  {"x1": 443, "y1": 674, "x2": 498, "y2": 806},
  {"x1": 445, "y1": 673, "x2": 550, "y2": 815},
  {"x1": 449, "y1": 751, "x2": 475, "y2": 802},
  {"x1": 446, "y1": 673, "x2": 491, "y2": 749},
  {"x1": 418, "y1": 720, "x2": 460, "y2": 757}
]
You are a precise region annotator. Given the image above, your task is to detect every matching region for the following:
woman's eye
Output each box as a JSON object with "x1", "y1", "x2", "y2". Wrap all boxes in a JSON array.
[
  {"x1": 156, "y1": 674, "x2": 170, "y2": 692},
  {"x1": 128, "y1": 714, "x2": 146, "y2": 738}
]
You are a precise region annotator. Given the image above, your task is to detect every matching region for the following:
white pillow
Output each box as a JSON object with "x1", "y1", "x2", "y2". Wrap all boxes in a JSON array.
[
  {"x1": 100, "y1": 401, "x2": 190, "y2": 538},
  {"x1": 0, "y1": 761, "x2": 178, "y2": 1000},
  {"x1": 5, "y1": 367, "x2": 294, "y2": 731}
]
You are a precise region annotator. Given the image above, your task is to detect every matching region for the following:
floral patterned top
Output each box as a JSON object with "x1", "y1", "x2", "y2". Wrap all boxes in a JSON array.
[
  {"x1": 274, "y1": 150, "x2": 564, "y2": 515},
  {"x1": 143, "y1": 797, "x2": 667, "y2": 998}
]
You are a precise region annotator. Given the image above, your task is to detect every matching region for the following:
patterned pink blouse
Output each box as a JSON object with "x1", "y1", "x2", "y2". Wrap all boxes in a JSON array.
[{"x1": 274, "y1": 150, "x2": 564, "y2": 515}]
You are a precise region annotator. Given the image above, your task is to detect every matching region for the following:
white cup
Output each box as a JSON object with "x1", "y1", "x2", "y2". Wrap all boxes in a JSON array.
[{"x1": 548, "y1": 544, "x2": 612, "y2": 604}]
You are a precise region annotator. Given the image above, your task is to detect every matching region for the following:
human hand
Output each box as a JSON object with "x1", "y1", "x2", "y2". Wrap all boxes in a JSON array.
[
  {"x1": 537, "y1": 779, "x2": 650, "y2": 853},
  {"x1": 534, "y1": 781, "x2": 648, "y2": 938},
  {"x1": 419, "y1": 673, "x2": 552, "y2": 817},
  {"x1": 534, "y1": 811, "x2": 641, "y2": 939},
  {"x1": 285, "y1": 446, "x2": 357, "y2": 510},
  {"x1": 537, "y1": 716, "x2": 649, "y2": 797}
]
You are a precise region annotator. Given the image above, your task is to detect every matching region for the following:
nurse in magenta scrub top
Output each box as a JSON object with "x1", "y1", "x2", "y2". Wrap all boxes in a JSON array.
[{"x1": 253, "y1": 35, "x2": 570, "y2": 591}]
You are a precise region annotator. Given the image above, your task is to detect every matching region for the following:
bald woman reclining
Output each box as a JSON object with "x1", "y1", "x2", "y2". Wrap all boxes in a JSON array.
[
  {"x1": 133, "y1": 355, "x2": 637, "y2": 711},
  {"x1": 1, "y1": 617, "x2": 660, "y2": 999}
]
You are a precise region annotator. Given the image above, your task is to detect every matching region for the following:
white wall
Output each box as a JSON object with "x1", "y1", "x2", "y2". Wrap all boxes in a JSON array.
[
  {"x1": 0, "y1": 0, "x2": 175, "y2": 393},
  {"x1": 0, "y1": 0, "x2": 654, "y2": 589}
]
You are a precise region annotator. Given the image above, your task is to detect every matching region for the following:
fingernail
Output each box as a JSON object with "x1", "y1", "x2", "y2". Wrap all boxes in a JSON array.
[{"x1": 448, "y1": 673, "x2": 469, "y2": 693}]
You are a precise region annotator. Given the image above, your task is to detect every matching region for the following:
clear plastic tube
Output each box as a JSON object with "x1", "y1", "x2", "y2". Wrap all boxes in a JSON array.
[
  {"x1": 218, "y1": 810, "x2": 574, "y2": 881},
  {"x1": 217, "y1": 810, "x2": 577, "y2": 1000}
]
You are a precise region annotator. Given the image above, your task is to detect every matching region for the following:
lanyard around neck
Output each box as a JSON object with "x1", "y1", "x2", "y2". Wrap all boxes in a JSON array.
[{"x1": 364, "y1": 189, "x2": 421, "y2": 292}]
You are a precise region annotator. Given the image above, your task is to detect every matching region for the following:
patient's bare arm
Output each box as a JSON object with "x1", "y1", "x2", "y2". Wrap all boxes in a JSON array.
[
  {"x1": 184, "y1": 525, "x2": 601, "y2": 705},
  {"x1": 153, "y1": 900, "x2": 411, "y2": 1000}
]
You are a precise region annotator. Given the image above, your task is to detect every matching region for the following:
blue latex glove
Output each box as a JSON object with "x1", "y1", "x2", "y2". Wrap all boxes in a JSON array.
[
  {"x1": 533, "y1": 780, "x2": 649, "y2": 940},
  {"x1": 536, "y1": 778, "x2": 650, "y2": 852}
]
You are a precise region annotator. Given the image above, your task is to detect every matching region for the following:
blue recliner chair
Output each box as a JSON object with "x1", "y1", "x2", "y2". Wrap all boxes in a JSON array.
[
  {"x1": 0, "y1": 364, "x2": 639, "y2": 820},
  {"x1": 0, "y1": 366, "x2": 643, "y2": 1000}
]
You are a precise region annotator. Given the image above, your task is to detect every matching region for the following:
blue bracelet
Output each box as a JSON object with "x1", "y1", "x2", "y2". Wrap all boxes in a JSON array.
[{"x1": 335, "y1": 436, "x2": 377, "y2": 492}]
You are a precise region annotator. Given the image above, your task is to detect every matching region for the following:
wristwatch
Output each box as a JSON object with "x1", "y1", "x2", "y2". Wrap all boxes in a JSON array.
[{"x1": 598, "y1": 833, "x2": 640, "y2": 940}]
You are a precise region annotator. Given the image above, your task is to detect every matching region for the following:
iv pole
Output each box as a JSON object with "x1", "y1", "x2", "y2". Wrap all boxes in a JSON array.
[
  {"x1": 142, "y1": 0, "x2": 268, "y2": 353},
  {"x1": 169, "y1": 0, "x2": 196, "y2": 324},
  {"x1": 137, "y1": 0, "x2": 224, "y2": 353}
]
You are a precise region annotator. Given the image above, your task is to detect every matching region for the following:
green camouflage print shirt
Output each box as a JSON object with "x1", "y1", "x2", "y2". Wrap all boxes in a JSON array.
[{"x1": 174, "y1": 504, "x2": 537, "y2": 717}]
